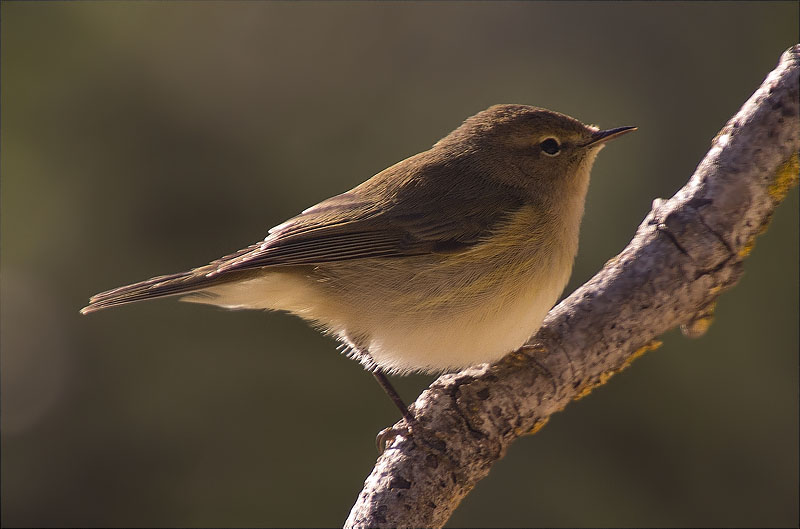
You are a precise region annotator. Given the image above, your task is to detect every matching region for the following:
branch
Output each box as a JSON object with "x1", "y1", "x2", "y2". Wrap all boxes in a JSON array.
[{"x1": 345, "y1": 45, "x2": 800, "y2": 529}]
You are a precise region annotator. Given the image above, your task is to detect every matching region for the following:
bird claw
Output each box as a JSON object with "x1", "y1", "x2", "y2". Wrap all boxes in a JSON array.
[{"x1": 376, "y1": 421, "x2": 414, "y2": 454}]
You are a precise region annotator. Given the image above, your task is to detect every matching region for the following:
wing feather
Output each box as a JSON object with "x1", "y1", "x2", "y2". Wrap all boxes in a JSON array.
[{"x1": 81, "y1": 152, "x2": 527, "y2": 313}]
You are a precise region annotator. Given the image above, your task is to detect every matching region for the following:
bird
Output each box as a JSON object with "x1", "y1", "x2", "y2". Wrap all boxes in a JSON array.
[{"x1": 81, "y1": 104, "x2": 635, "y2": 422}]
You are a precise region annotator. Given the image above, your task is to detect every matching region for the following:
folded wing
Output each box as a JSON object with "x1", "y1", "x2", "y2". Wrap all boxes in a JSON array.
[{"x1": 81, "y1": 155, "x2": 524, "y2": 314}]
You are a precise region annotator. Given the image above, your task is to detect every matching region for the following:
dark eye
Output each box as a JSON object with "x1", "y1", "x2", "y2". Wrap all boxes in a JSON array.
[{"x1": 540, "y1": 138, "x2": 561, "y2": 156}]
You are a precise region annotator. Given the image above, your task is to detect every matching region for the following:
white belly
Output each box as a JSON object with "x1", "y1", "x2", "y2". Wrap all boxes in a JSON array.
[
  {"x1": 190, "y1": 251, "x2": 572, "y2": 374},
  {"x1": 188, "y1": 206, "x2": 582, "y2": 374},
  {"x1": 358, "y1": 268, "x2": 569, "y2": 373}
]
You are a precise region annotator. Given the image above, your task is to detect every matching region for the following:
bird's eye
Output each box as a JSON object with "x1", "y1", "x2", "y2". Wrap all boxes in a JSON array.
[{"x1": 540, "y1": 138, "x2": 561, "y2": 156}]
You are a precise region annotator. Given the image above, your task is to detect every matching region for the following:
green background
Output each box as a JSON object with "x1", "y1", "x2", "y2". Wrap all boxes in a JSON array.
[{"x1": 2, "y1": 2, "x2": 798, "y2": 527}]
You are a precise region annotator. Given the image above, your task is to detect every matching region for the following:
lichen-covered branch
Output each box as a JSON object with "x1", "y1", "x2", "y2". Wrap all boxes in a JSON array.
[{"x1": 345, "y1": 45, "x2": 800, "y2": 529}]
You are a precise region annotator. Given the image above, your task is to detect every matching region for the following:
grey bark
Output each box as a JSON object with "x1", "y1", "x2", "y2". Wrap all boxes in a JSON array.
[{"x1": 345, "y1": 45, "x2": 800, "y2": 529}]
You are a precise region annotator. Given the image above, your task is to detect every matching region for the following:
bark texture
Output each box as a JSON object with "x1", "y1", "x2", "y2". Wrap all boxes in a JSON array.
[{"x1": 345, "y1": 45, "x2": 800, "y2": 529}]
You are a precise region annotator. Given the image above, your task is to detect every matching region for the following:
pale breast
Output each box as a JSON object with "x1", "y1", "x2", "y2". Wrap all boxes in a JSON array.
[
  {"x1": 192, "y1": 205, "x2": 581, "y2": 374},
  {"x1": 304, "y1": 206, "x2": 579, "y2": 373}
]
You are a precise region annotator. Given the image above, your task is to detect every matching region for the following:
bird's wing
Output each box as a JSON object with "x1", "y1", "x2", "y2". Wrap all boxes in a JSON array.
[
  {"x1": 81, "y1": 156, "x2": 525, "y2": 313},
  {"x1": 209, "y1": 186, "x2": 514, "y2": 275}
]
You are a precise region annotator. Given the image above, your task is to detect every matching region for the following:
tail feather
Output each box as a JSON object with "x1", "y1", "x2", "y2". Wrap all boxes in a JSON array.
[
  {"x1": 80, "y1": 243, "x2": 266, "y2": 315},
  {"x1": 80, "y1": 266, "x2": 257, "y2": 315},
  {"x1": 81, "y1": 271, "x2": 194, "y2": 314}
]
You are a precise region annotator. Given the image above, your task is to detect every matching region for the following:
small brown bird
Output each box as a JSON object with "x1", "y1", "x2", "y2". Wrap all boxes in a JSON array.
[{"x1": 81, "y1": 104, "x2": 635, "y2": 420}]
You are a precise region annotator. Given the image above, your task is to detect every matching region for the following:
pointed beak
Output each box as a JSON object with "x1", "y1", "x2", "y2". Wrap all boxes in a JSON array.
[{"x1": 585, "y1": 126, "x2": 637, "y2": 147}]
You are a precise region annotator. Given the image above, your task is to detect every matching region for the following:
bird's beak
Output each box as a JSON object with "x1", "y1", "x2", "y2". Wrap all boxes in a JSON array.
[{"x1": 585, "y1": 126, "x2": 637, "y2": 147}]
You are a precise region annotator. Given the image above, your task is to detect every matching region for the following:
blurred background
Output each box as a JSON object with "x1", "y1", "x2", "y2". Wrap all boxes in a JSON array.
[{"x1": 2, "y1": 2, "x2": 797, "y2": 527}]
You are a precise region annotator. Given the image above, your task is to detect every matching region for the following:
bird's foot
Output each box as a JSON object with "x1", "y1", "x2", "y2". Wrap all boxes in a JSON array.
[{"x1": 376, "y1": 416, "x2": 416, "y2": 455}]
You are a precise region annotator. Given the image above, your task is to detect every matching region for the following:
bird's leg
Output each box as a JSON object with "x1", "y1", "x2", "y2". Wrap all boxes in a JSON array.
[
  {"x1": 371, "y1": 369, "x2": 415, "y2": 425},
  {"x1": 342, "y1": 338, "x2": 417, "y2": 453},
  {"x1": 340, "y1": 338, "x2": 413, "y2": 422},
  {"x1": 370, "y1": 369, "x2": 418, "y2": 454}
]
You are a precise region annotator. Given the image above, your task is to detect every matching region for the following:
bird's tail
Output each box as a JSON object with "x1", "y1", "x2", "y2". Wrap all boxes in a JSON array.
[
  {"x1": 80, "y1": 270, "x2": 208, "y2": 314},
  {"x1": 80, "y1": 244, "x2": 263, "y2": 314}
]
